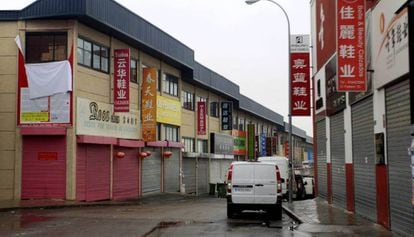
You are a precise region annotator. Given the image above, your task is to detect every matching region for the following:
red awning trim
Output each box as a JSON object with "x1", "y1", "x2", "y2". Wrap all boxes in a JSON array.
[
  {"x1": 117, "y1": 139, "x2": 145, "y2": 148},
  {"x1": 77, "y1": 135, "x2": 117, "y2": 145},
  {"x1": 167, "y1": 141, "x2": 184, "y2": 148},
  {"x1": 146, "y1": 141, "x2": 168, "y2": 147},
  {"x1": 20, "y1": 127, "x2": 66, "y2": 135}
]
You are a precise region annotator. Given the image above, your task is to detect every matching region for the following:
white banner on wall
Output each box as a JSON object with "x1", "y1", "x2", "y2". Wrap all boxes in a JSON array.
[
  {"x1": 76, "y1": 97, "x2": 139, "y2": 140},
  {"x1": 372, "y1": 0, "x2": 409, "y2": 89}
]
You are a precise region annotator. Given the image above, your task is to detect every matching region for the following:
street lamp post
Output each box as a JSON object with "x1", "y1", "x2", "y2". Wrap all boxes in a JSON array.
[{"x1": 245, "y1": 0, "x2": 294, "y2": 203}]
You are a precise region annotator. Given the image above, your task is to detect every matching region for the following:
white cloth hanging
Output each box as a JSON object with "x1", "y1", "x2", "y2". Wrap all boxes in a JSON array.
[{"x1": 25, "y1": 60, "x2": 72, "y2": 99}]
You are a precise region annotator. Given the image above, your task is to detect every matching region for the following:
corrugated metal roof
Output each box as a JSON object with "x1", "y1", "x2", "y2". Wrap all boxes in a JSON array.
[
  {"x1": 239, "y1": 94, "x2": 284, "y2": 126},
  {"x1": 284, "y1": 122, "x2": 307, "y2": 139},
  {"x1": 1, "y1": 0, "x2": 194, "y2": 72},
  {"x1": 194, "y1": 62, "x2": 240, "y2": 100}
]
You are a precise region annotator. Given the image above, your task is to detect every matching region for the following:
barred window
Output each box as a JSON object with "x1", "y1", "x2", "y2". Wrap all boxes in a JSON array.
[
  {"x1": 210, "y1": 101, "x2": 219, "y2": 118},
  {"x1": 165, "y1": 124, "x2": 179, "y2": 142}
]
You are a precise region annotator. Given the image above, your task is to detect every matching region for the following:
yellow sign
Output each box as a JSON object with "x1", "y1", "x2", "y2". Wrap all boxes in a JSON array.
[
  {"x1": 157, "y1": 95, "x2": 181, "y2": 126},
  {"x1": 21, "y1": 112, "x2": 49, "y2": 122}
]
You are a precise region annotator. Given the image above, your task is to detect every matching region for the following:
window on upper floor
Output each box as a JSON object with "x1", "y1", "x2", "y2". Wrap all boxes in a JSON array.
[
  {"x1": 182, "y1": 91, "x2": 195, "y2": 111},
  {"x1": 130, "y1": 58, "x2": 138, "y2": 83},
  {"x1": 26, "y1": 32, "x2": 67, "y2": 63},
  {"x1": 183, "y1": 137, "x2": 195, "y2": 153},
  {"x1": 77, "y1": 37, "x2": 109, "y2": 73},
  {"x1": 164, "y1": 124, "x2": 179, "y2": 142},
  {"x1": 210, "y1": 101, "x2": 219, "y2": 118},
  {"x1": 162, "y1": 73, "x2": 178, "y2": 96},
  {"x1": 197, "y1": 139, "x2": 208, "y2": 153}
]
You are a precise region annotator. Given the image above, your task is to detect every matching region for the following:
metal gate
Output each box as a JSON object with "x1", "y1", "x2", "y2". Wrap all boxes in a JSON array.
[
  {"x1": 385, "y1": 79, "x2": 414, "y2": 236},
  {"x1": 183, "y1": 157, "x2": 196, "y2": 194},
  {"x1": 351, "y1": 96, "x2": 376, "y2": 222},
  {"x1": 330, "y1": 112, "x2": 346, "y2": 209},
  {"x1": 164, "y1": 149, "x2": 180, "y2": 193},
  {"x1": 197, "y1": 158, "x2": 209, "y2": 194},
  {"x1": 142, "y1": 151, "x2": 161, "y2": 194},
  {"x1": 316, "y1": 119, "x2": 327, "y2": 199}
]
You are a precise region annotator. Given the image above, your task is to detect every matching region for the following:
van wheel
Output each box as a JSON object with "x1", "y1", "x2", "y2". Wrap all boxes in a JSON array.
[
  {"x1": 271, "y1": 204, "x2": 282, "y2": 220},
  {"x1": 227, "y1": 204, "x2": 235, "y2": 218}
]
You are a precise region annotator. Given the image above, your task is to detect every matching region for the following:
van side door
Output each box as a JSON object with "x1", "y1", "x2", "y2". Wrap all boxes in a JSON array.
[{"x1": 254, "y1": 164, "x2": 278, "y2": 204}]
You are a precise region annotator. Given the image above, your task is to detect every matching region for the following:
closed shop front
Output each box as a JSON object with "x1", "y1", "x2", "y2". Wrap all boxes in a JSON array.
[
  {"x1": 141, "y1": 150, "x2": 162, "y2": 194},
  {"x1": 164, "y1": 149, "x2": 180, "y2": 193},
  {"x1": 316, "y1": 119, "x2": 327, "y2": 199},
  {"x1": 385, "y1": 79, "x2": 414, "y2": 236},
  {"x1": 197, "y1": 157, "x2": 209, "y2": 194},
  {"x1": 113, "y1": 146, "x2": 139, "y2": 200},
  {"x1": 22, "y1": 135, "x2": 66, "y2": 199},
  {"x1": 77, "y1": 143, "x2": 111, "y2": 202},
  {"x1": 351, "y1": 96, "x2": 376, "y2": 222},
  {"x1": 330, "y1": 112, "x2": 346, "y2": 209},
  {"x1": 183, "y1": 156, "x2": 196, "y2": 194}
]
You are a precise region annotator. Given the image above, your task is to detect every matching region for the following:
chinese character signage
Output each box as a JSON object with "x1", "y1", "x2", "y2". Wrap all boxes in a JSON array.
[
  {"x1": 197, "y1": 101, "x2": 206, "y2": 135},
  {"x1": 372, "y1": 0, "x2": 408, "y2": 89},
  {"x1": 142, "y1": 68, "x2": 157, "y2": 142},
  {"x1": 336, "y1": 0, "x2": 366, "y2": 92},
  {"x1": 221, "y1": 102, "x2": 233, "y2": 130},
  {"x1": 248, "y1": 124, "x2": 255, "y2": 161},
  {"x1": 232, "y1": 130, "x2": 247, "y2": 156},
  {"x1": 316, "y1": 0, "x2": 336, "y2": 71},
  {"x1": 76, "y1": 97, "x2": 139, "y2": 139},
  {"x1": 290, "y1": 35, "x2": 311, "y2": 116},
  {"x1": 326, "y1": 55, "x2": 346, "y2": 116},
  {"x1": 114, "y1": 49, "x2": 130, "y2": 112},
  {"x1": 259, "y1": 133, "x2": 267, "y2": 157}
]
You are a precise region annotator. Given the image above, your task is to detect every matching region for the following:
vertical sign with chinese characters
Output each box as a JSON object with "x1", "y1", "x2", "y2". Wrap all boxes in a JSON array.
[
  {"x1": 197, "y1": 101, "x2": 206, "y2": 135},
  {"x1": 336, "y1": 0, "x2": 366, "y2": 92},
  {"x1": 221, "y1": 102, "x2": 232, "y2": 130},
  {"x1": 114, "y1": 49, "x2": 130, "y2": 112},
  {"x1": 141, "y1": 68, "x2": 157, "y2": 142},
  {"x1": 290, "y1": 35, "x2": 311, "y2": 116}
]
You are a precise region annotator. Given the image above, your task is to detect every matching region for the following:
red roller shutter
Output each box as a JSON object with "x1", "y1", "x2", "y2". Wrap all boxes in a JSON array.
[
  {"x1": 113, "y1": 147, "x2": 139, "y2": 200},
  {"x1": 22, "y1": 136, "x2": 66, "y2": 199}
]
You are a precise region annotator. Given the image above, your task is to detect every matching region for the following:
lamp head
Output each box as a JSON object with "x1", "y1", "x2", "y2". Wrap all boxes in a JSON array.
[{"x1": 245, "y1": 0, "x2": 261, "y2": 5}]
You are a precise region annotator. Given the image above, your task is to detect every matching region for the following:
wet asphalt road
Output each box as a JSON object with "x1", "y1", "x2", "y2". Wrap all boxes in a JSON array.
[
  {"x1": 0, "y1": 195, "x2": 395, "y2": 236},
  {"x1": 0, "y1": 195, "x2": 298, "y2": 237}
]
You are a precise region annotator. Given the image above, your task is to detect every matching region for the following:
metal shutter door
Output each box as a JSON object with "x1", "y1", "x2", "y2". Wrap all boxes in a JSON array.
[
  {"x1": 142, "y1": 151, "x2": 161, "y2": 194},
  {"x1": 197, "y1": 158, "x2": 209, "y2": 195},
  {"x1": 385, "y1": 79, "x2": 414, "y2": 236},
  {"x1": 330, "y1": 112, "x2": 346, "y2": 209},
  {"x1": 183, "y1": 157, "x2": 196, "y2": 194},
  {"x1": 164, "y1": 149, "x2": 180, "y2": 193},
  {"x1": 86, "y1": 144, "x2": 111, "y2": 201},
  {"x1": 352, "y1": 96, "x2": 376, "y2": 222},
  {"x1": 113, "y1": 147, "x2": 139, "y2": 200},
  {"x1": 316, "y1": 119, "x2": 327, "y2": 199},
  {"x1": 22, "y1": 136, "x2": 66, "y2": 199}
]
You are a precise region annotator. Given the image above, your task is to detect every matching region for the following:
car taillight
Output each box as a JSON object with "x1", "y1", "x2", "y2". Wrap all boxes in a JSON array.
[
  {"x1": 227, "y1": 164, "x2": 233, "y2": 194},
  {"x1": 275, "y1": 165, "x2": 282, "y2": 193}
]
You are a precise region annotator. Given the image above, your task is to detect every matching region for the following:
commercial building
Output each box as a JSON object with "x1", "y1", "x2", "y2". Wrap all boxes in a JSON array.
[
  {"x1": 311, "y1": 0, "x2": 413, "y2": 236},
  {"x1": 0, "y1": 0, "x2": 312, "y2": 203}
]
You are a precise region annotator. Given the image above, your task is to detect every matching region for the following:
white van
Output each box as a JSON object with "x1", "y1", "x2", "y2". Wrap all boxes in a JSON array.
[
  {"x1": 257, "y1": 156, "x2": 289, "y2": 199},
  {"x1": 226, "y1": 161, "x2": 282, "y2": 219}
]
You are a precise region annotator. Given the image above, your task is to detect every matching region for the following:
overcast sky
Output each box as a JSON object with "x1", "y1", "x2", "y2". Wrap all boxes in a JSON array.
[{"x1": 4, "y1": 0, "x2": 313, "y2": 136}]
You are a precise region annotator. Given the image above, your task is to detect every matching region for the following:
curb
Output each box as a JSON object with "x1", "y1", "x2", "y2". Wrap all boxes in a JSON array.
[{"x1": 282, "y1": 204, "x2": 303, "y2": 224}]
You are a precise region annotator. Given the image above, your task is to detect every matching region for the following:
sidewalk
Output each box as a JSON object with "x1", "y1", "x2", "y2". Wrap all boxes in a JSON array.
[
  {"x1": 0, "y1": 193, "x2": 195, "y2": 212},
  {"x1": 282, "y1": 198, "x2": 397, "y2": 236}
]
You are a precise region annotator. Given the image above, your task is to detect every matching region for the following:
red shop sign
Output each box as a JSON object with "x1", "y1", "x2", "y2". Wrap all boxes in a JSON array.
[
  {"x1": 336, "y1": 0, "x2": 366, "y2": 92},
  {"x1": 290, "y1": 52, "x2": 311, "y2": 116},
  {"x1": 114, "y1": 49, "x2": 130, "y2": 112}
]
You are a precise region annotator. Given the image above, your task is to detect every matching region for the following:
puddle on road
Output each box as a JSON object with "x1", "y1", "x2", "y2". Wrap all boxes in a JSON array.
[
  {"x1": 20, "y1": 212, "x2": 53, "y2": 228},
  {"x1": 143, "y1": 221, "x2": 190, "y2": 237}
]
